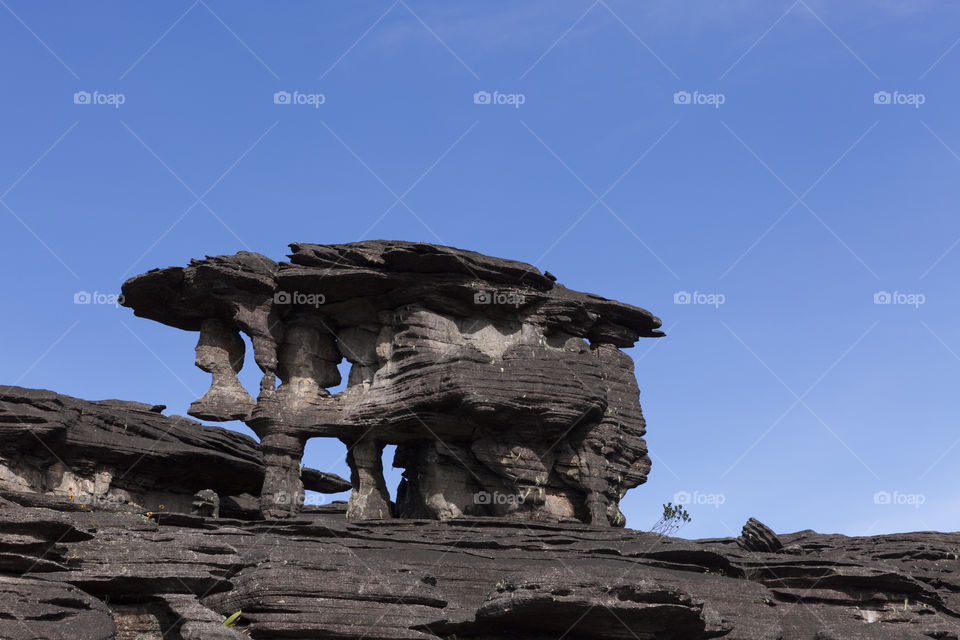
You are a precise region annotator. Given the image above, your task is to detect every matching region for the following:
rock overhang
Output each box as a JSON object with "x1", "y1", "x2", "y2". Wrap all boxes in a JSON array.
[
  {"x1": 120, "y1": 241, "x2": 662, "y2": 526},
  {"x1": 121, "y1": 240, "x2": 663, "y2": 345}
]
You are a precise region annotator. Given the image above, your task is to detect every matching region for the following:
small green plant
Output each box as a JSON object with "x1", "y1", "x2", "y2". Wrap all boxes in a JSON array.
[
  {"x1": 223, "y1": 610, "x2": 242, "y2": 627},
  {"x1": 650, "y1": 502, "x2": 691, "y2": 536}
]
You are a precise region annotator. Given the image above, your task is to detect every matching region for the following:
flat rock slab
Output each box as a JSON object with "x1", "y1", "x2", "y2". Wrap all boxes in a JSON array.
[
  {"x1": 2, "y1": 502, "x2": 959, "y2": 639},
  {"x1": 0, "y1": 575, "x2": 116, "y2": 640}
]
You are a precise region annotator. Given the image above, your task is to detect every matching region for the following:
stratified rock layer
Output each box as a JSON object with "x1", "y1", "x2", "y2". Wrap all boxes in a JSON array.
[
  {"x1": 739, "y1": 516, "x2": 784, "y2": 553},
  {"x1": 2, "y1": 496, "x2": 959, "y2": 640},
  {"x1": 0, "y1": 387, "x2": 350, "y2": 517},
  {"x1": 121, "y1": 241, "x2": 664, "y2": 524}
]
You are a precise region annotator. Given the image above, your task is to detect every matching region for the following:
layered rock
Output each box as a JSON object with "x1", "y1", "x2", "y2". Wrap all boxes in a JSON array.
[
  {"x1": 2, "y1": 496, "x2": 959, "y2": 640},
  {"x1": 739, "y1": 516, "x2": 784, "y2": 553},
  {"x1": 0, "y1": 387, "x2": 350, "y2": 517},
  {"x1": 0, "y1": 575, "x2": 116, "y2": 640},
  {"x1": 121, "y1": 241, "x2": 664, "y2": 524}
]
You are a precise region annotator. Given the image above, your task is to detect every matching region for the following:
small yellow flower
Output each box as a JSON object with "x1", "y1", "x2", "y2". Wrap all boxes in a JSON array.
[
  {"x1": 146, "y1": 511, "x2": 153, "y2": 516},
  {"x1": 159, "y1": 504, "x2": 165, "y2": 510}
]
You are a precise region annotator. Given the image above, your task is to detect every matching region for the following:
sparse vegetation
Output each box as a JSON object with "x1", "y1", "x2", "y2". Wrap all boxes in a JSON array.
[{"x1": 650, "y1": 502, "x2": 691, "y2": 536}]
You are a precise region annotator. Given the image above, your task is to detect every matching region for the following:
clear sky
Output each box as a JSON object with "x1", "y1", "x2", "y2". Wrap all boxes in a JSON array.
[{"x1": 2, "y1": 1, "x2": 958, "y2": 539}]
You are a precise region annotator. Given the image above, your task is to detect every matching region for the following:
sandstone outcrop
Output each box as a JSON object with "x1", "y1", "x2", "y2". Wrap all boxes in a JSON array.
[
  {"x1": 739, "y1": 517, "x2": 784, "y2": 553},
  {"x1": 120, "y1": 241, "x2": 664, "y2": 524},
  {"x1": 4, "y1": 239, "x2": 954, "y2": 639},
  {"x1": 1, "y1": 494, "x2": 959, "y2": 639},
  {"x1": 0, "y1": 386, "x2": 350, "y2": 517}
]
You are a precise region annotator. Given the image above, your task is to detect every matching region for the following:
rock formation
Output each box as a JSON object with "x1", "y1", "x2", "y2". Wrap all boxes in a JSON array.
[
  {"x1": 739, "y1": 517, "x2": 784, "y2": 554},
  {"x1": 0, "y1": 386, "x2": 350, "y2": 518},
  {"x1": 191, "y1": 490, "x2": 220, "y2": 519},
  {"x1": 120, "y1": 241, "x2": 664, "y2": 525},
  {"x1": 3, "y1": 240, "x2": 957, "y2": 638},
  {"x1": 2, "y1": 490, "x2": 959, "y2": 639}
]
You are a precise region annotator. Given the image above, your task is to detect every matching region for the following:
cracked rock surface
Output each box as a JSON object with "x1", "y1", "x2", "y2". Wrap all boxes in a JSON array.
[
  {"x1": 4, "y1": 240, "x2": 957, "y2": 639},
  {"x1": 0, "y1": 393, "x2": 956, "y2": 638},
  {"x1": 0, "y1": 386, "x2": 350, "y2": 518},
  {"x1": 1, "y1": 494, "x2": 959, "y2": 639},
  {"x1": 121, "y1": 241, "x2": 663, "y2": 524}
]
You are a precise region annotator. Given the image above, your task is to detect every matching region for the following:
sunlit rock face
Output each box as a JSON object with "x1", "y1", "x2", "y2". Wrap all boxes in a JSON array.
[
  {"x1": 0, "y1": 386, "x2": 351, "y2": 517},
  {"x1": 121, "y1": 241, "x2": 663, "y2": 525}
]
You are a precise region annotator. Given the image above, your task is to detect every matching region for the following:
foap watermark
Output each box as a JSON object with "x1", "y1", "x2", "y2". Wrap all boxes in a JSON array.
[
  {"x1": 85, "y1": 493, "x2": 134, "y2": 508},
  {"x1": 474, "y1": 490, "x2": 525, "y2": 506},
  {"x1": 272, "y1": 491, "x2": 329, "y2": 507},
  {"x1": 74, "y1": 291, "x2": 125, "y2": 307},
  {"x1": 873, "y1": 291, "x2": 925, "y2": 308},
  {"x1": 273, "y1": 291, "x2": 326, "y2": 307},
  {"x1": 473, "y1": 90, "x2": 526, "y2": 109},
  {"x1": 674, "y1": 490, "x2": 725, "y2": 509},
  {"x1": 673, "y1": 90, "x2": 725, "y2": 108},
  {"x1": 674, "y1": 291, "x2": 725, "y2": 308},
  {"x1": 273, "y1": 90, "x2": 326, "y2": 108},
  {"x1": 873, "y1": 91, "x2": 925, "y2": 109},
  {"x1": 873, "y1": 490, "x2": 925, "y2": 508},
  {"x1": 474, "y1": 290, "x2": 525, "y2": 307},
  {"x1": 73, "y1": 90, "x2": 125, "y2": 109}
]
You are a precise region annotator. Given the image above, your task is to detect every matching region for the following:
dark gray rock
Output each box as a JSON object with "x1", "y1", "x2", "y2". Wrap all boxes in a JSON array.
[
  {"x1": 739, "y1": 517, "x2": 783, "y2": 553},
  {"x1": 1, "y1": 499, "x2": 958, "y2": 639},
  {"x1": 0, "y1": 395, "x2": 956, "y2": 638},
  {"x1": 424, "y1": 567, "x2": 734, "y2": 639},
  {"x1": 0, "y1": 575, "x2": 116, "y2": 640},
  {"x1": 191, "y1": 490, "x2": 220, "y2": 518},
  {"x1": 121, "y1": 241, "x2": 663, "y2": 524},
  {"x1": 3, "y1": 240, "x2": 957, "y2": 639},
  {"x1": 0, "y1": 386, "x2": 350, "y2": 519}
]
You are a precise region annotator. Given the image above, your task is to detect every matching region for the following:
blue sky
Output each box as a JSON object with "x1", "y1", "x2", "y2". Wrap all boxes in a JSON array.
[{"x1": 2, "y1": 1, "x2": 959, "y2": 539}]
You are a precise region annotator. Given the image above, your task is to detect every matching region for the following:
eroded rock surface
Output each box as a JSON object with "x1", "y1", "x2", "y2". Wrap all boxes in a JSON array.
[
  {"x1": 1, "y1": 494, "x2": 959, "y2": 640},
  {"x1": 0, "y1": 387, "x2": 350, "y2": 517},
  {"x1": 739, "y1": 517, "x2": 784, "y2": 553},
  {"x1": 121, "y1": 241, "x2": 664, "y2": 524},
  {"x1": 0, "y1": 574, "x2": 116, "y2": 640}
]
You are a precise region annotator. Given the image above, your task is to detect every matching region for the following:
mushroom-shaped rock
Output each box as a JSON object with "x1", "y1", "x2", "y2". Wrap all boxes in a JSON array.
[{"x1": 121, "y1": 241, "x2": 663, "y2": 525}]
